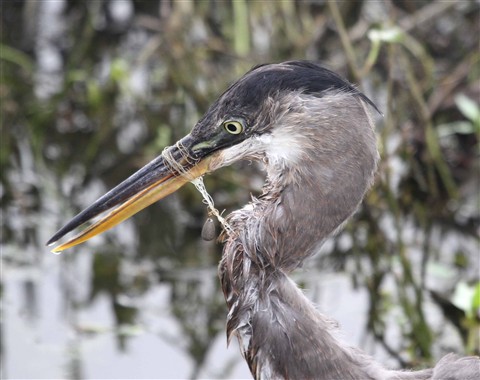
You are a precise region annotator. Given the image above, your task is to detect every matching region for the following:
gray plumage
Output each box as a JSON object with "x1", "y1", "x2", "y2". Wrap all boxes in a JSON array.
[
  {"x1": 198, "y1": 63, "x2": 479, "y2": 379},
  {"x1": 48, "y1": 61, "x2": 480, "y2": 379}
]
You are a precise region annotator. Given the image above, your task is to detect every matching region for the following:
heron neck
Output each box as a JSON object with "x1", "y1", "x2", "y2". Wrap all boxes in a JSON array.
[
  {"x1": 218, "y1": 97, "x2": 382, "y2": 378},
  {"x1": 220, "y1": 267, "x2": 434, "y2": 380},
  {"x1": 250, "y1": 136, "x2": 378, "y2": 272}
]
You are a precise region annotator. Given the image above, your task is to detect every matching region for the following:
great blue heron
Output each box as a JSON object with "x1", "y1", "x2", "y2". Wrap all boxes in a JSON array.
[{"x1": 48, "y1": 61, "x2": 479, "y2": 379}]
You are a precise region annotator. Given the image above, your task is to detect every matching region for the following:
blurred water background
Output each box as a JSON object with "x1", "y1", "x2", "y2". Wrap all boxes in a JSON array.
[{"x1": 1, "y1": 1, "x2": 479, "y2": 379}]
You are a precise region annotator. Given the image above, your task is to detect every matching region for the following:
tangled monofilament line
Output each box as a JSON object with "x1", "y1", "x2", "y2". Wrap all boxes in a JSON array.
[{"x1": 161, "y1": 142, "x2": 235, "y2": 237}]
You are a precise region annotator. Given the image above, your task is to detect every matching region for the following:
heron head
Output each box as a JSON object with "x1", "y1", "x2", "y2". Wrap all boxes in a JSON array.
[{"x1": 47, "y1": 61, "x2": 379, "y2": 252}]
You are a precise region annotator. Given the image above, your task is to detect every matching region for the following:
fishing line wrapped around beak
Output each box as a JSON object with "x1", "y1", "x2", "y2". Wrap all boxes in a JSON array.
[{"x1": 161, "y1": 142, "x2": 235, "y2": 238}]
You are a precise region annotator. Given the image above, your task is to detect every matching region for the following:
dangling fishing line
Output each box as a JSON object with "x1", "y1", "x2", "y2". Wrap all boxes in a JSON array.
[
  {"x1": 190, "y1": 176, "x2": 235, "y2": 236},
  {"x1": 161, "y1": 143, "x2": 235, "y2": 237}
]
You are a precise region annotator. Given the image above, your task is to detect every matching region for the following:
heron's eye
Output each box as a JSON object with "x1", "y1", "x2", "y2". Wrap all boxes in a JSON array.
[{"x1": 223, "y1": 120, "x2": 244, "y2": 135}]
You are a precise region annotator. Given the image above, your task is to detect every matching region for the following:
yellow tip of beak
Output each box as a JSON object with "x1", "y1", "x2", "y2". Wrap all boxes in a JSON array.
[{"x1": 51, "y1": 158, "x2": 211, "y2": 253}]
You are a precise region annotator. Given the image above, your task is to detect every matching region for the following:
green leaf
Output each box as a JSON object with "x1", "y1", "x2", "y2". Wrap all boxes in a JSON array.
[
  {"x1": 436, "y1": 121, "x2": 477, "y2": 138},
  {"x1": 368, "y1": 27, "x2": 404, "y2": 43},
  {"x1": 455, "y1": 94, "x2": 480, "y2": 125},
  {"x1": 110, "y1": 58, "x2": 129, "y2": 83},
  {"x1": 472, "y1": 281, "x2": 480, "y2": 311},
  {"x1": 0, "y1": 44, "x2": 34, "y2": 73},
  {"x1": 87, "y1": 80, "x2": 102, "y2": 107},
  {"x1": 452, "y1": 282, "x2": 476, "y2": 317}
]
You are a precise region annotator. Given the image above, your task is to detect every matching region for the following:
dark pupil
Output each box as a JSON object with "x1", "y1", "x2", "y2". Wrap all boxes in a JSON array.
[{"x1": 226, "y1": 123, "x2": 238, "y2": 132}]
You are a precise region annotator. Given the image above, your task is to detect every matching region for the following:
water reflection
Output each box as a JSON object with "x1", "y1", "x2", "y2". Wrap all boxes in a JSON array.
[{"x1": 2, "y1": 1, "x2": 478, "y2": 379}]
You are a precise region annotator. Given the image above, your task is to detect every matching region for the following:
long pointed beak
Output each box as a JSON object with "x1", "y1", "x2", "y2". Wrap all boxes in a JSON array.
[{"x1": 47, "y1": 134, "x2": 213, "y2": 253}]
